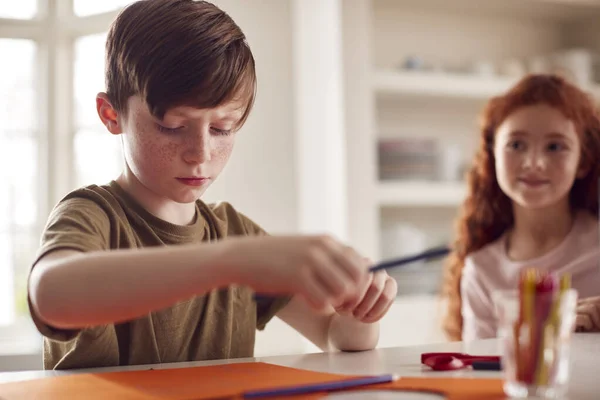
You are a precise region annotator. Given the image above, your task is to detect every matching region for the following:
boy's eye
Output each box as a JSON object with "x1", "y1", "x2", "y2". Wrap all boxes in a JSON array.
[
  {"x1": 156, "y1": 124, "x2": 183, "y2": 134},
  {"x1": 211, "y1": 127, "x2": 232, "y2": 136}
]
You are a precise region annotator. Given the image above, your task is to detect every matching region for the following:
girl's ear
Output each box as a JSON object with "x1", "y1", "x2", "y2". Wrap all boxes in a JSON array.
[{"x1": 576, "y1": 157, "x2": 590, "y2": 179}]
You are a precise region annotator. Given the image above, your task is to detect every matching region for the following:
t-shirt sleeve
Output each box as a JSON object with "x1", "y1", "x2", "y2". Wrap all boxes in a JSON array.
[
  {"x1": 460, "y1": 256, "x2": 496, "y2": 341},
  {"x1": 236, "y1": 210, "x2": 292, "y2": 330},
  {"x1": 28, "y1": 197, "x2": 111, "y2": 342}
]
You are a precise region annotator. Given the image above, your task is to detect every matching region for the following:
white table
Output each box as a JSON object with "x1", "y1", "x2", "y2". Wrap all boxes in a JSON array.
[{"x1": 0, "y1": 334, "x2": 598, "y2": 399}]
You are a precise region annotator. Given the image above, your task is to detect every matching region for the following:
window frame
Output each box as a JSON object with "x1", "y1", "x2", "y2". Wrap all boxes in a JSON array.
[{"x1": 0, "y1": 0, "x2": 123, "y2": 353}]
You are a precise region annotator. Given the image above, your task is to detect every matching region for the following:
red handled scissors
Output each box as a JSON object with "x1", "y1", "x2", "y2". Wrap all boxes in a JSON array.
[{"x1": 421, "y1": 352, "x2": 501, "y2": 371}]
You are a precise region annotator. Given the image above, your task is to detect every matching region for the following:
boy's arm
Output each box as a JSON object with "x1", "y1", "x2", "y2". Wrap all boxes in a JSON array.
[
  {"x1": 29, "y1": 243, "x2": 233, "y2": 330},
  {"x1": 30, "y1": 234, "x2": 370, "y2": 333},
  {"x1": 276, "y1": 296, "x2": 380, "y2": 352}
]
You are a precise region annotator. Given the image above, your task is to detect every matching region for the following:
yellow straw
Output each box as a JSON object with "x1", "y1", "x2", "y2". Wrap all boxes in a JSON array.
[
  {"x1": 523, "y1": 269, "x2": 536, "y2": 383},
  {"x1": 535, "y1": 273, "x2": 571, "y2": 386}
]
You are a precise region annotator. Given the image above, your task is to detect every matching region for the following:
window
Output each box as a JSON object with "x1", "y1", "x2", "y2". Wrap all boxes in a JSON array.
[
  {"x1": 0, "y1": 1, "x2": 129, "y2": 353},
  {"x1": 73, "y1": 0, "x2": 135, "y2": 17},
  {"x1": 0, "y1": 39, "x2": 38, "y2": 328},
  {"x1": 0, "y1": 1, "x2": 37, "y2": 19},
  {"x1": 74, "y1": 33, "x2": 123, "y2": 187}
]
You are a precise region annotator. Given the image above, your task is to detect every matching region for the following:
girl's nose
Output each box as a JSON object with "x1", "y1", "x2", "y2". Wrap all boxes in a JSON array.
[{"x1": 523, "y1": 150, "x2": 545, "y2": 171}]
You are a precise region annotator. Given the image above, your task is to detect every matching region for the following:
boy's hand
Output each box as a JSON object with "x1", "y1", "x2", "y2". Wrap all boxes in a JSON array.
[
  {"x1": 333, "y1": 269, "x2": 397, "y2": 323},
  {"x1": 221, "y1": 235, "x2": 370, "y2": 310},
  {"x1": 575, "y1": 296, "x2": 600, "y2": 332}
]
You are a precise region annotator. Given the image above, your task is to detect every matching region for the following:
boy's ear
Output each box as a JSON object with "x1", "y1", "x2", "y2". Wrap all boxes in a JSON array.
[{"x1": 96, "y1": 93, "x2": 123, "y2": 135}]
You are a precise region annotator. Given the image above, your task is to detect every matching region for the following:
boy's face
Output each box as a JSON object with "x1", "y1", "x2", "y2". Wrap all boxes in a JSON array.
[
  {"x1": 117, "y1": 95, "x2": 241, "y2": 203},
  {"x1": 493, "y1": 103, "x2": 584, "y2": 211}
]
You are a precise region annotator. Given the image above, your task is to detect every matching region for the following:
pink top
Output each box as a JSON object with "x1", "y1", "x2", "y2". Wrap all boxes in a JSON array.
[{"x1": 461, "y1": 211, "x2": 600, "y2": 341}]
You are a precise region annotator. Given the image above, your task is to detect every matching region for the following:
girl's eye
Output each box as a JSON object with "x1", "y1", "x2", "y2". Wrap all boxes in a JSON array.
[
  {"x1": 156, "y1": 124, "x2": 183, "y2": 134},
  {"x1": 507, "y1": 140, "x2": 524, "y2": 151},
  {"x1": 211, "y1": 127, "x2": 232, "y2": 136},
  {"x1": 547, "y1": 142, "x2": 566, "y2": 152}
]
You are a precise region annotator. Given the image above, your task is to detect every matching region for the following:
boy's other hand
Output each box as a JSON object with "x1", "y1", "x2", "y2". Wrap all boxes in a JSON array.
[
  {"x1": 221, "y1": 235, "x2": 369, "y2": 310},
  {"x1": 332, "y1": 269, "x2": 397, "y2": 323},
  {"x1": 576, "y1": 296, "x2": 600, "y2": 332}
]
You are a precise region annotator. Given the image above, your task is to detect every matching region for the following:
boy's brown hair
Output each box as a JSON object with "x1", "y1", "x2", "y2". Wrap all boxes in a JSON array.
[{"x1": 105, "y1": 0, "x2": 256, "y2": 128}]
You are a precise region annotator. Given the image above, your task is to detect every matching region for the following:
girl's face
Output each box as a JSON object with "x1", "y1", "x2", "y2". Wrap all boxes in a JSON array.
[{"x1": 494, "y1": 103, "x2": 585, "y2": 211}]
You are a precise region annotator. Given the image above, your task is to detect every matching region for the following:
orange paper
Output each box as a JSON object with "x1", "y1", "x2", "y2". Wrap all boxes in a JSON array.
[{"x1": 0, "y1": 362, "x2": 504, "y2": 399}]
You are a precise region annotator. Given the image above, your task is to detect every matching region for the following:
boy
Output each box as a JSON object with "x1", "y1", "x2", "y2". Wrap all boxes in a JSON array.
[{"x1": 28, "y1": 0, "x2": 398, "y2": 370}]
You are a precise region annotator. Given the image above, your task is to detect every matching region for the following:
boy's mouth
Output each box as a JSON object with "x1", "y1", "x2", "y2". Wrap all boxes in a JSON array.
[{"x1": 176, "y1": 177, "x2": 210, "y2": 187}]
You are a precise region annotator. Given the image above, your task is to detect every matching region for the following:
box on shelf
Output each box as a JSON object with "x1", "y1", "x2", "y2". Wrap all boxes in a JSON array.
[
  {"x1": 378, "y1": 138, "x2": 465, "y2": 182},
  {"x1": 378, "y1": 138, "x2": 438, "y2": 181}
]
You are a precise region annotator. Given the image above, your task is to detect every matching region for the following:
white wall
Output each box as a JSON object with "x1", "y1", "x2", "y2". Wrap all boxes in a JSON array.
[
  {"x1": 372, "y1": 0, "x2": 565, "y2": 70},
  {"x1": 292, "y1": 0, "x2": 348, "y2": 240},
  {"x1": 342, "y1": 0, "x2": 380, "y2": 259},
  {"x1": 203, "y1": 0, "x2": 323, "y2": 357},
  {"x1": 202, "y1": 0, "x2": 298, "y2": 235}
]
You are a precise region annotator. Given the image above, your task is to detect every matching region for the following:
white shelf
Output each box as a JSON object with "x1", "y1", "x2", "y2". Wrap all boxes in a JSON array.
[
  {"x1": 373, "y1": 70, "x2": 600, "y2": 101},
  {"x1": 373, "y1": 70, "x2": 519, "y2": 100},
  {"x1": 377, "y1": 181, "x2": 466, "y2": 207}
]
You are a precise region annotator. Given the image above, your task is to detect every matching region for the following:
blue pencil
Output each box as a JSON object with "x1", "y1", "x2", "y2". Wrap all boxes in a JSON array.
[{"x1": 242, "y1": 373, "x2": 398, "y2": 398}]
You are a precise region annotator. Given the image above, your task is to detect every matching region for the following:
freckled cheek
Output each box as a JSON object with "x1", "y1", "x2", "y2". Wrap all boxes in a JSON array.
[
  {"x1": 154, "y1": 142, "x2": 179, "y2": 166},
  {"x1": 132, "y1": 133, "x2": 179, "y2": 173},
  {"x1": 211, "y1": 141, "x2": 234, "y2": 163}
]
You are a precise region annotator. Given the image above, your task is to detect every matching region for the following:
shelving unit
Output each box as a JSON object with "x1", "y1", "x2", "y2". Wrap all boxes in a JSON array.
[
  {"x1": 343, "y1": 0, "x2": 600, "y2": 261},
  {"x1": 338, "y1": 0, "x2": 600, "y2": 348},
  {"x1": 373, "y1": 67, "x2": 600, "y2": 214}
]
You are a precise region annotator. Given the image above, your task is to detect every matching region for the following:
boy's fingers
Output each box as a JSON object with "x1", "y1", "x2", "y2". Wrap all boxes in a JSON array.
[
  {"x1": 335, "y1": 274, "x2": 372, "y2": 313},
  {"x1": 577, "y1": 303, "x2": 600, "y2": 330},
  {"x1": 361, "y1": 278, "x2": 397, "y2": 323},
  {"x1": 299, "y1": 267, "x2": 331, "y2": 310},
  {"x1": 307, "y1": 247, "x2": 353, "y2": 301},
  {"x1": 314, "y1": 237, "x2": 364, "y2": 285},
  {"x1": 338, "y1": 243, "x2": 369, "y2": 282},
  {"x1": 576, "y1": 314, "x2": 593, "y2": 332},
  {"x1": 352, "y1": 272, "x2": 387, "y2": 319},
  {"x1": 342, "y1": 247, "x2": 370, "y2": 283},
  {"x1": 576, "y1": 304, "x2": 600, "y2": 331},
  {"x1": 578, "y1": 296, "x2": 600, "y2": 305},
  {"x1": 589, "y1": 304, "x2": 600, "y2": 330}
]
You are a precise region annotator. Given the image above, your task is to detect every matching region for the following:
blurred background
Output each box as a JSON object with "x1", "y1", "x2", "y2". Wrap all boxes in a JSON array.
[{"x1": 1, "y1": 0, "x2": 600, "y2": 372}]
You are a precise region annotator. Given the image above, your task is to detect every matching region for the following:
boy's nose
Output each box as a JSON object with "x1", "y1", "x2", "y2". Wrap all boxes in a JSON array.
[{"x1": 183, "y1": 133, "x2": 211, "y2": 164}]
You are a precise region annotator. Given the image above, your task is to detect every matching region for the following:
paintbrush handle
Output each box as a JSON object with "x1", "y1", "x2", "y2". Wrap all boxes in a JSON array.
[
  {"x1": 242, "y1": 374, "x2": 397, "y2": 398},
  {"x1": 369, "y1": 246, "x2": 450, "y2": 272},
  {"x1": 254, "y1": 246, "x2": 450, "y2": 302}
]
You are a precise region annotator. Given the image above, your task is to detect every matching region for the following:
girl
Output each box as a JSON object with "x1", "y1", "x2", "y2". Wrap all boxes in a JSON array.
[{"x1": 442, "y1": 74, "x2": 600, "y2": 341}]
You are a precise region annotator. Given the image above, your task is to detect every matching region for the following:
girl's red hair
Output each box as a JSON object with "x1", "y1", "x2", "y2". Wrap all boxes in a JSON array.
[{"x1": 442, "y1": 74, "x2": 600, "y2": 341}]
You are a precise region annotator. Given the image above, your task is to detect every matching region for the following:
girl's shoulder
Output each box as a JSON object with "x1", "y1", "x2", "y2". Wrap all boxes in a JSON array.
[
  {"x1": 574, "y1": 210, "x2": 598, "y2": 239},
  {"x1": 465, "y1": 234, "x2": 507, "y2": 270},
  {"x1": 567, "y1": 210, "x2": 599, "y2": 254}
]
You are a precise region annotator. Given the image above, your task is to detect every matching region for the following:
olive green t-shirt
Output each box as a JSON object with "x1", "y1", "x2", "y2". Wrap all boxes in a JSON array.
[{"x1": 28, "y1": 181, "x2": 290, "y2": 370}]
